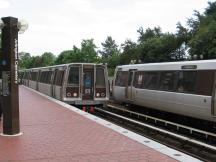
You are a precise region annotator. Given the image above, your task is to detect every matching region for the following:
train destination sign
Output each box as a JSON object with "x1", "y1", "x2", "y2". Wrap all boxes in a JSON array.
[{"x1": 181, "y1": 65, "x2": 197, "y2": 70}]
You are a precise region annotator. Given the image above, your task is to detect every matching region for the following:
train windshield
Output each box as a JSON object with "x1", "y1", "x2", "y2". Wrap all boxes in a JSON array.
[
  {"x1": 96, "y1": 67, "x2": 105, "y2": 88},
  {"x1": 68, "y1": 66, "x2": 80, "y2": 86}
]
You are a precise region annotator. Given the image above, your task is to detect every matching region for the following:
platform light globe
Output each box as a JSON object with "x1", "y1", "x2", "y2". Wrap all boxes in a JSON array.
[
  {"x1": 0, "y1": 19, "x2": 4, "y2": 29},
  {"x1": 17, "y1": 19, "x2": 28, "y2": 34}
]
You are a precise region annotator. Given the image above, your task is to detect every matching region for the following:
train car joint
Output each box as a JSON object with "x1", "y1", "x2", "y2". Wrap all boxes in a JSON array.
[{"x1": 90, "y1": 106, "x2": 94, "y2": 113}]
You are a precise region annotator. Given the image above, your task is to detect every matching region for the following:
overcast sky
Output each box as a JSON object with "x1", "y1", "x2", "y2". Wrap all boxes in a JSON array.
[{"x1": 0, "y1": 0, "x2": 214, "y2": 56}]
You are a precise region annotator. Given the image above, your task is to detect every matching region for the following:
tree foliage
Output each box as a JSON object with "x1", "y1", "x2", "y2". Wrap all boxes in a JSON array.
[
  {"x1": 19, "y1": 52, "x2": 55, "y2": 69},
  {"x1": 99, "y1": 36, "x2": 120, "y2": 75},
  {"x1": 80, "y1": 39, "x2": 98, "y2": 63},
  {"x1": 188, "y1": 2, "x2": 216, "y2": 59}
]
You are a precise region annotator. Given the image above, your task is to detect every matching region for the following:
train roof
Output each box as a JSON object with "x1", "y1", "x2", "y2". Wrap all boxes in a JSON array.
[
  {"x1": 116, "y1": 59, "x2": 216, "y2": 71},
  {"x1": 20, "y1": 63, "x2": 105, "y2": 71}
]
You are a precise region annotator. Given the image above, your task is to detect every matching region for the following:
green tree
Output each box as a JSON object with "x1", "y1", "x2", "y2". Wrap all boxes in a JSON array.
[
  {"x1": 99, "y1": 36, "x2": 119, "y2": 59},
  {"x1": 137, "y1": 27, "x2": 162, "y2": 43},
  {"x1": 188, "y1": 2, "x2": 216, "y2": 59},
  {"x1": 55, "y1": 46, "x2": 83, "y2": 64},
  {"x1": 137, "y1": 26, "x2": 187, "y2": 63},
  {"x1": 19, "y1": 52, "x2": 32, "y2": 69},
  {"x1": 99, "y1": 36, "x2": 120, "y2": 76},
  {"x1": 65, "y1": 46, "x2": 82, "y2": 63},
  {"x1": 29, "y1": 56, "x2": 43, "y2": 68},
  {"x1": 120, "y1": 39, "x2": 138, "y2": 64},
  {"x1": 55, "y1": 51, "x2": 68, "y2": 65},
  {"x1": 41, "y1": 52, "x2": 56, "y2": 66},
  {"x1": 80, "y1": 39, "x2": 98, "y2": 63}
]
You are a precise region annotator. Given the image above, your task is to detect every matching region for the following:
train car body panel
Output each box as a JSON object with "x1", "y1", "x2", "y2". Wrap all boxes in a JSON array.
[
  {"x1": 38, "y1": 83, "x2": 52, "y2": 96},
  {"x1": 51, "y1": 65, "x2": 67, "y2": 100},
  {"x1": 29, "y1": 80, "x2": 37, "y2": 90},
  {"x1": 112, "y1": 87, "x2": 126, "y2": 102},
  {"x1": 29, "y1": 69, "x2": 39, "y2": 90},
  {"x1": 22, "y1": 70, "x2": 30, "y2": 86},
  {"x1": 134, "y1": 89, "x2": 211, "y2": 121}
]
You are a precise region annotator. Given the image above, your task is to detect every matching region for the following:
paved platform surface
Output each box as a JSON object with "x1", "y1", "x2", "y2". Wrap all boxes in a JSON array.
[{"x1": 0, "y1": 86, "x2": 199, "y2": 162}]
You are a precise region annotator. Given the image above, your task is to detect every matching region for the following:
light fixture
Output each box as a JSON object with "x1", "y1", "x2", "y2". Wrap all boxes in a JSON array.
[
  {"x1": 0, "y1": 19, "x2": 4, "y2": 29},
  {"x1": 17, "y1": 19, "x2": 28, "y2": 34}
]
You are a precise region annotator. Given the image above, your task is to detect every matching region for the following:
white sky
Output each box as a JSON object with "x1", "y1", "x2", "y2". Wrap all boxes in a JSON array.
[{"x1": 0, "y1": 0, "x2": 215, "y2": 56}]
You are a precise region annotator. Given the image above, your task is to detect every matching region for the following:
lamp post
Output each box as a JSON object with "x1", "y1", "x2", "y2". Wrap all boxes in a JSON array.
[{"x1": 0, "y1": 17, "x2": 28, "y2": 136}]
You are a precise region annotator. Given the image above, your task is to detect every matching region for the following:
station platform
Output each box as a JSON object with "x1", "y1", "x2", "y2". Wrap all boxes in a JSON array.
[{"x1": 0, "y1": 86, "x2": 201, "y2": 162}]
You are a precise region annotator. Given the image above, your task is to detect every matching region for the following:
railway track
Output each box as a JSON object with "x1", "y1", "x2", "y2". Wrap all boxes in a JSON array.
[{"x1": 92, "y1": 104, "x2": 216, "y2": 162}]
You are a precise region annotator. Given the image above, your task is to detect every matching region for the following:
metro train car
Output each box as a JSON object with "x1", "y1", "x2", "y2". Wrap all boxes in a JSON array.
[
  {"x1": 20, "y1": 63, "x2": 109, "y2": 108},
  {"x1": 112, "y1": 60, "x2": 216, "y2": 124}
]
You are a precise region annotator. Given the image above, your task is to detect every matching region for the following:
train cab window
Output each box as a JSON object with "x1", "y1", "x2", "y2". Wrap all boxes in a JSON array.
[
  {"x1": 143, "y1": 72, "x2": 159, "y2": 90},
  {"x1": 177, "y1": 71, "x2": 197, "y2": 93},
  {"x1": 68, "y1": 67, "x2": 79, "y2": 86},
  {"x1": 159, "y1": 71, "x2": 175, "y2": 91},
  {"x1": 96, "y1": 68, "x2": 105, "y2": 87},
  {"x1": 115, "y1": 71, "x2": 128, "y2": 87}
]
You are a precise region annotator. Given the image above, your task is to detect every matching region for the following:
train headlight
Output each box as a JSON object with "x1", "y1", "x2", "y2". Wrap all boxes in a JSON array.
[
  {"x1": 73, "y1": 93, "x2": 77, "y2": 97},
  {"x1": 67, "y1": 92, "x2": 71, "y2": 97},
  {"x1": 96, "y1": 93, "x2": 100, "y2": 97},
  {"x1": 101, "y1": 93, "x2": 105, "y2": 97}
]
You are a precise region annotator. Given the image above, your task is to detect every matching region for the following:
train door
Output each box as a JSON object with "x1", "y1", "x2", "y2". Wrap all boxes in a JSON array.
[
  {"x1": 126, "y1": 70, "x2": 136, "y2": 101},
  {"x1": 36, "y1": 70, "x2": 40, "y2": 91},
  {"x1": 52, "y1": 69, "x2": 58, "y2": 98},
  {"x1": 212, "y1": 72, "x2": 216, "y2": 116},
  {"x1": 26, "y1": 71, "x2": 30, "y2": 87},
  {"x1": 82, "y1": 66, "x2": 94, "y2": 100}
]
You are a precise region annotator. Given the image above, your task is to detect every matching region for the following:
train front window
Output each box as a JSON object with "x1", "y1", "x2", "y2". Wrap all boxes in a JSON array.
[
  {"x1": 96, "y1": 68, "x2": 105, "y2": 87},
  {"x1": 68, "y1": 67, "x2": 79, "y2": 86}
]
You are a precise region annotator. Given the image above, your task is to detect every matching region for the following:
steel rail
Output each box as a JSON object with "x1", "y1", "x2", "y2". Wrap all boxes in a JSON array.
[{"x1": 107, "y1": 104, "x2": 216, "y2": 139}]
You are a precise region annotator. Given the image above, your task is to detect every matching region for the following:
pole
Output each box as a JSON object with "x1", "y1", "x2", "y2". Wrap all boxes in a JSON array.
[{"x1": 1, "y1": 17, "x2": 20, "y2": 135}]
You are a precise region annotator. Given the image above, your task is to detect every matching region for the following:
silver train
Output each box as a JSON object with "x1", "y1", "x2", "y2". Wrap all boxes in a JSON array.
[
  {"x1": 20, "y1": 63, "x2": 109, "y2": 108},
  {"x1": 112, "y1": 60, "x2": 216, "y2": 123}
]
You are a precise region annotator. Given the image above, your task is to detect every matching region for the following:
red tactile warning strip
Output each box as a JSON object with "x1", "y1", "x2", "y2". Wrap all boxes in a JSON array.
[{"x1": 0, "y1": 87, "x2": 178, "y2": 162}]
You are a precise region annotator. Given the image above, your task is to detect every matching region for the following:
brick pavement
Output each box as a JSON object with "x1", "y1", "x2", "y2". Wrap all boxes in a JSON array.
[{"x1": 0, "y1": 86, "x2": 178, "y2": 162}]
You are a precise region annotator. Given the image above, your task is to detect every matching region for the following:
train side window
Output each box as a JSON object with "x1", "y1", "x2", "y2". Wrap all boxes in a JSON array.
[
  {"x1": 196, "y1": 70, "x2": 214, "y2": 96},
  {"x1": 133, "y1": 71, "x2": 145, "y2": 88},
  {"x1": 177, "y1": 71, "x2": 197, "y2": 93},
  {"x1": 43, "y1": 72, "x2": 48, "y2": 83},
  {"x1": 53, "y1": 70, "x2": 58, "y2": 85},
  {"x1": 41, "y1": 71, "x2": 47, "y2": 83},
  {"x1": 68, "y1": 67, "x2": 79, "y2": 87},
  {"x1": 56, "y1": 70, "x2": 65, "y2": 86},
  {"x1": 143, "y1": 72, "x2": 159, "y2": 90},
  {"x1": 159, "y1": 71, "x2": 175, "y2": 91},
  {"x1": 96, "y1": 68, "x2": 105, "y2": 87},
  {"x1": 38, "y1": 72, "x2": 41, "y2": 82},
  {"x1": 115, "y1": 71, "x2": 128, "y2": 87},
  {"x1": 45, "y1": 71, "x2": 52, "y2": 84}
]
